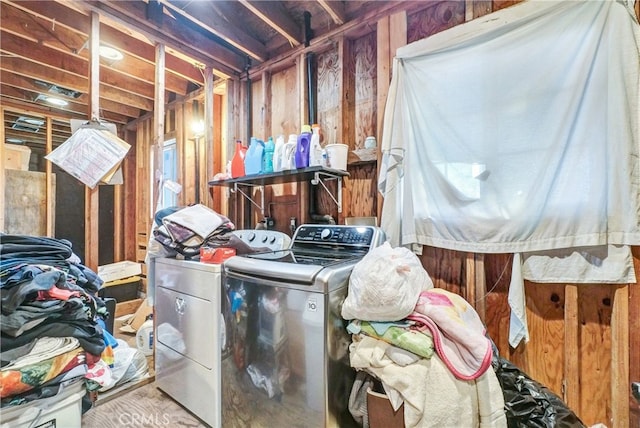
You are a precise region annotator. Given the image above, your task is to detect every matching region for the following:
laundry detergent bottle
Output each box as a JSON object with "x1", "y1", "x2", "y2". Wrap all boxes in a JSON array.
[
  {"x1": 273, "y1": 135, "x2": 285, "y2": 172},
  {"x1": 231, "y1": 139, "x2": 247, "y2": 178},
  {"x1": 263, "y1": 137, "x2": 275, "y2": 173},
  {"x1": 244, "y1": 137, "x2": 265, "y2": 175},
  {"x1": 295, "y1": 125, "x2": 312, "y2": 169},
  {"x1": 309, "y1": 124, "x2": 323, "y2": 167},
  {"x1": 282, "y1": 134, "x2": 298, "y2": 170}
]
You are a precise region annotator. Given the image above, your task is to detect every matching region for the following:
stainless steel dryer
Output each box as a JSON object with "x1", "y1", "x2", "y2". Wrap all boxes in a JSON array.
[{"x1": 222, "y1": 224, "x2": 386, "y2": 427}]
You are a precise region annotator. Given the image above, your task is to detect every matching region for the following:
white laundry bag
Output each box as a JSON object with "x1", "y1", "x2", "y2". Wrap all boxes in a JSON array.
[{"x1": 341, "y1": 242, "x2": 434, "y2": 321}]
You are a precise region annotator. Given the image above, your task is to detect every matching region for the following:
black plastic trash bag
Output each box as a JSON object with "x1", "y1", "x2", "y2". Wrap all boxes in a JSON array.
[{"x1": 492, "y1": 353, "x2": 585, "y2": 427}]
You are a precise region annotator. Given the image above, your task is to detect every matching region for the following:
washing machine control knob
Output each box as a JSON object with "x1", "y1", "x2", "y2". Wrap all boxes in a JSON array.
[
  {"x1": 247, "y1": 232, "x2": 256, "y2": 242},
  {"x1": 320, "y1": 228, "x2": 332, "y2": 240}
]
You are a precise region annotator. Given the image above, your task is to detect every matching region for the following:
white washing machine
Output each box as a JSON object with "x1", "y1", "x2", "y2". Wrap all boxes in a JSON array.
[{"x1": 154, "y1": 230, "x2": 290, "y2": 427}]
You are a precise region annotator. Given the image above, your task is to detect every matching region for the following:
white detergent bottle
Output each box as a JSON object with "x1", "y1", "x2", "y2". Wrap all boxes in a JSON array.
[
  {"x1": 273, "y1": 135, "x2": 285, "y2": 172},
  {"x1": 309, "y1": 124, "x2": 323, "y2": 167},
  {"x1": 136, "y1": 314, "x2": 154, "y2": 356}
]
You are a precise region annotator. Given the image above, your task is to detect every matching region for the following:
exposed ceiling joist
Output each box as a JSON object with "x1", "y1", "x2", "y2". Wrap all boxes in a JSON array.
[
  {"x1": 80, "y1": 0, "x2": 242, "y2": 78},
  {"x1": 317, "y1": 0, "x2": 347, "y2": 25},
  {"x1": 238, "y1": 0, "x2": 303, "y2": 48},
  {"x1": 161, "y1": 0, "x2": 268, "y2": 62}
]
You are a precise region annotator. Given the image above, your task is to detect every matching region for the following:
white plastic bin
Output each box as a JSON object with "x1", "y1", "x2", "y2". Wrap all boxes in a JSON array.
[{"x1": 0, "y1": 381, "x2": 86, "y2": 428}]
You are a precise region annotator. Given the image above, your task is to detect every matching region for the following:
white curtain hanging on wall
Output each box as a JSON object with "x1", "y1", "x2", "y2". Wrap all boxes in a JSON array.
[{"x1": 378, "y1": 0, "x2": 640, "y2": 253}]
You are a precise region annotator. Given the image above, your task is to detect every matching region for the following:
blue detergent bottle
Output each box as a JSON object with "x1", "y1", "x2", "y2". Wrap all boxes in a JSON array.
[
  {"x1": 263, "y1": 137, "x2": 275, "y2": 173},
  {"x1": 295, "y1": 125, "x2": 312, "y2": 169},
  {"x1": 244, "y1": 137, "x2": 265, "y2": 175}
]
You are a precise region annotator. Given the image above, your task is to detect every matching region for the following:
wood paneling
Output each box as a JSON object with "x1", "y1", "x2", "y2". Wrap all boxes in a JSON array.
[
  {"x1": 271, "y1": 65, "x2": 300, "y2": 139},
  {"x1": 407, "y1": 1, "x2": 465, "y2": 44},
  {"x1": 353, "y1": 32, "x2": 377, "y2": 149},
  {"x1": 317, "y1": 46, "x2": 342, "y2": 145}
]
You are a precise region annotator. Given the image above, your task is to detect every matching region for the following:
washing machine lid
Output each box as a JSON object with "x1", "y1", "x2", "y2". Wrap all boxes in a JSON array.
[{"x1": 224, "y1": 225, "x2": 385, "y2": 286}]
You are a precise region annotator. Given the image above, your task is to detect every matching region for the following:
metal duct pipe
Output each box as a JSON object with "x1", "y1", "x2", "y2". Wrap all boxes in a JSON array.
[
  {"x1": 306, "y1": 52, "x2": 317, "y2": 126},
  {"x1": 245, "y1": 57, "x2": 252, "y2": 143},
  {"x1": 303, "y1": 11, "x2": 330, "y2": 223},
  {"x1": 244, "y1": 58, "x2": 252, "y2": 228}
]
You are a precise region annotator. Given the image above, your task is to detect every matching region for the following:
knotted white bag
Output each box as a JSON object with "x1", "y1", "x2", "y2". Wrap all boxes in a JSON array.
[{"x1": 341, "y1": 242, "x2": 434, "y2": 321}]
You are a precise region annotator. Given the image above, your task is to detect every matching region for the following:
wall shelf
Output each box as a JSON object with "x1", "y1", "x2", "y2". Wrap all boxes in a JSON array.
[{"x1": 208, "y1": 166, "x2": 349, "y2": 215}]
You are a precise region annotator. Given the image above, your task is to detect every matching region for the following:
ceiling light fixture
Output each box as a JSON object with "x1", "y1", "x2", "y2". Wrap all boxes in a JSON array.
[
  {"x1": 99, "y1": 45, "x2": 124, "y2": 61},
  {"x1": 6, "y1": 138, "x2": 25, "y2": 144},
  {"x1": 43, "y1": 96, "x2": 69, "y2": 107}
]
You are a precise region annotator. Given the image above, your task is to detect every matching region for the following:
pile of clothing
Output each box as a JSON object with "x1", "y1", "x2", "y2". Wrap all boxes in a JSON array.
[
  {"x1": 148, "y1": 204, "x2": 268, "y2": 261},
  {"x1": 0, "y1": 234, "x2": 144, "y2": 411},
  {"x1": 342, "y1": 242, "x2": 584, "y2": 428}
]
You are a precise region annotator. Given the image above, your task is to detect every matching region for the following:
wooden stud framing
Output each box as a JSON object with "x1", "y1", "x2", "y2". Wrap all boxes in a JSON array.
[
  {"x1": 85, "y1": 11, "x2": 101, "y2": 271},
  {"x1": 152, "y1": 43, "x2": 165, "y2": 217},
  {"x1": 466, "y1": 253, "x2": 487, "y2": 320},
  {"x1": 204, "y1": 66, "x2": 215, "y2": 207},
  {"x1": 45, "y1": 117, "x2": 54, "y2": 236},
  {"x1": 0, "y1": 108, "x2": 4, "y2": 232},
  {"x1": 261, "y1": 70, "x2": 272, "y2": 137},
  {"x1": 563, "y1": 284, "x2": 579, "y2": 409},
  {"x1": 611, "y1": 284, "x2": 629, "y2": 427},
  {"x1": 376, "y1": 16, "x2": 390, "y2": 221}
]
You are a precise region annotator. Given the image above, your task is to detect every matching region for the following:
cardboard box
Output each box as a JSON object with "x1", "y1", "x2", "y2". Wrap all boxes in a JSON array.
[
  {"x1": 98, "y1": 261, "x2": 141, "y2": 283},
  {"x1": 119, "y1": 298, "x2": 152, "y2": 333}
]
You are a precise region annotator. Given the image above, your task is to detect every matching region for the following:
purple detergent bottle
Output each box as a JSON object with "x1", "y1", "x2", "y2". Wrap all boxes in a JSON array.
[{"x1": 295, "y1": 125, "x2": 312, "y2": 169}]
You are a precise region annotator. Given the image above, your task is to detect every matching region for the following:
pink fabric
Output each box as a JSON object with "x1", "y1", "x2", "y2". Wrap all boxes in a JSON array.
[{"x1": 407, "y1": 289, "x2": 492, "y2": 380}]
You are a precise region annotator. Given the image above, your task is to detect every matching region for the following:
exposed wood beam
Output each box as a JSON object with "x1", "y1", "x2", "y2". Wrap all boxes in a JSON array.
[
  {"x1": 6, "y1": 0, "x2": 204, "y2": 85},
  {"x1": 1, "y1": 6, "x2": 190, "y2": 96},
  {"x1": 2, "y1": 98, "x2": 87, "y2": 124},
  {"x1": 249, "y1": 1, "x2": 421, "y2": 78},
  {"x1": 0, "y1": 30, "x2": 163, "y2": 100},
  {"x1": 238, "y1": 1, "x2": 302, "y2": 47},
  {"x1": 0, "y1": 86, "x2": 130, "y2": 124},
  {"x1": 0, "y1": 56, "x2": 154, "y2": 111},
  {"x1": 317, "y1": 0, "x2": 347, "y2": 25},
  {"x1": 161, "y1": 0, "x2": 268, "y2": 62},
  {"x1": 0, "y1": 71, "x2": 141, "y2": 119},
  {"x1": 80, "y1": 0, "x2": 242, "y2": 78}
]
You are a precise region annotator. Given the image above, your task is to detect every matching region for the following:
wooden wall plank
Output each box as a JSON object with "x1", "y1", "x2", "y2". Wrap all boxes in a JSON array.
[
  {"x1": 251, "y1": 78, "x2": 263, "y2": 139},
  {"x1": 579, "y1": 284, "x2": 613, "y2": 424},
  {"x1": 123, "y1": 128, "x2": 137, "y2": 261},
  {"x1": 631, "y1": 247, "x2": 640, "y2": 427},
  {"x1": 271, "y1": 66, "x2": 300, "y2": 140},
  {"x1": 482, "y1": 254, "x2": 512, "y2": 355},
  {"x1": 513, "y1": 283, "x2": 566, "y2": 397},
  {"x1": 353, "y1": 32, "x2": 377, "y2": 149},
  {"x1": 564, "y1": 284, "x2": 580, "y2": 410},
  {"x1": 317, "y1": 46, "x2": 341, "y2": 145},
  {"x1": 611, "y1": 285, "x2": 630, "y2": 427},
  {"x1": 407, "y1": 1, "x2": 464, "y2": 44}
]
